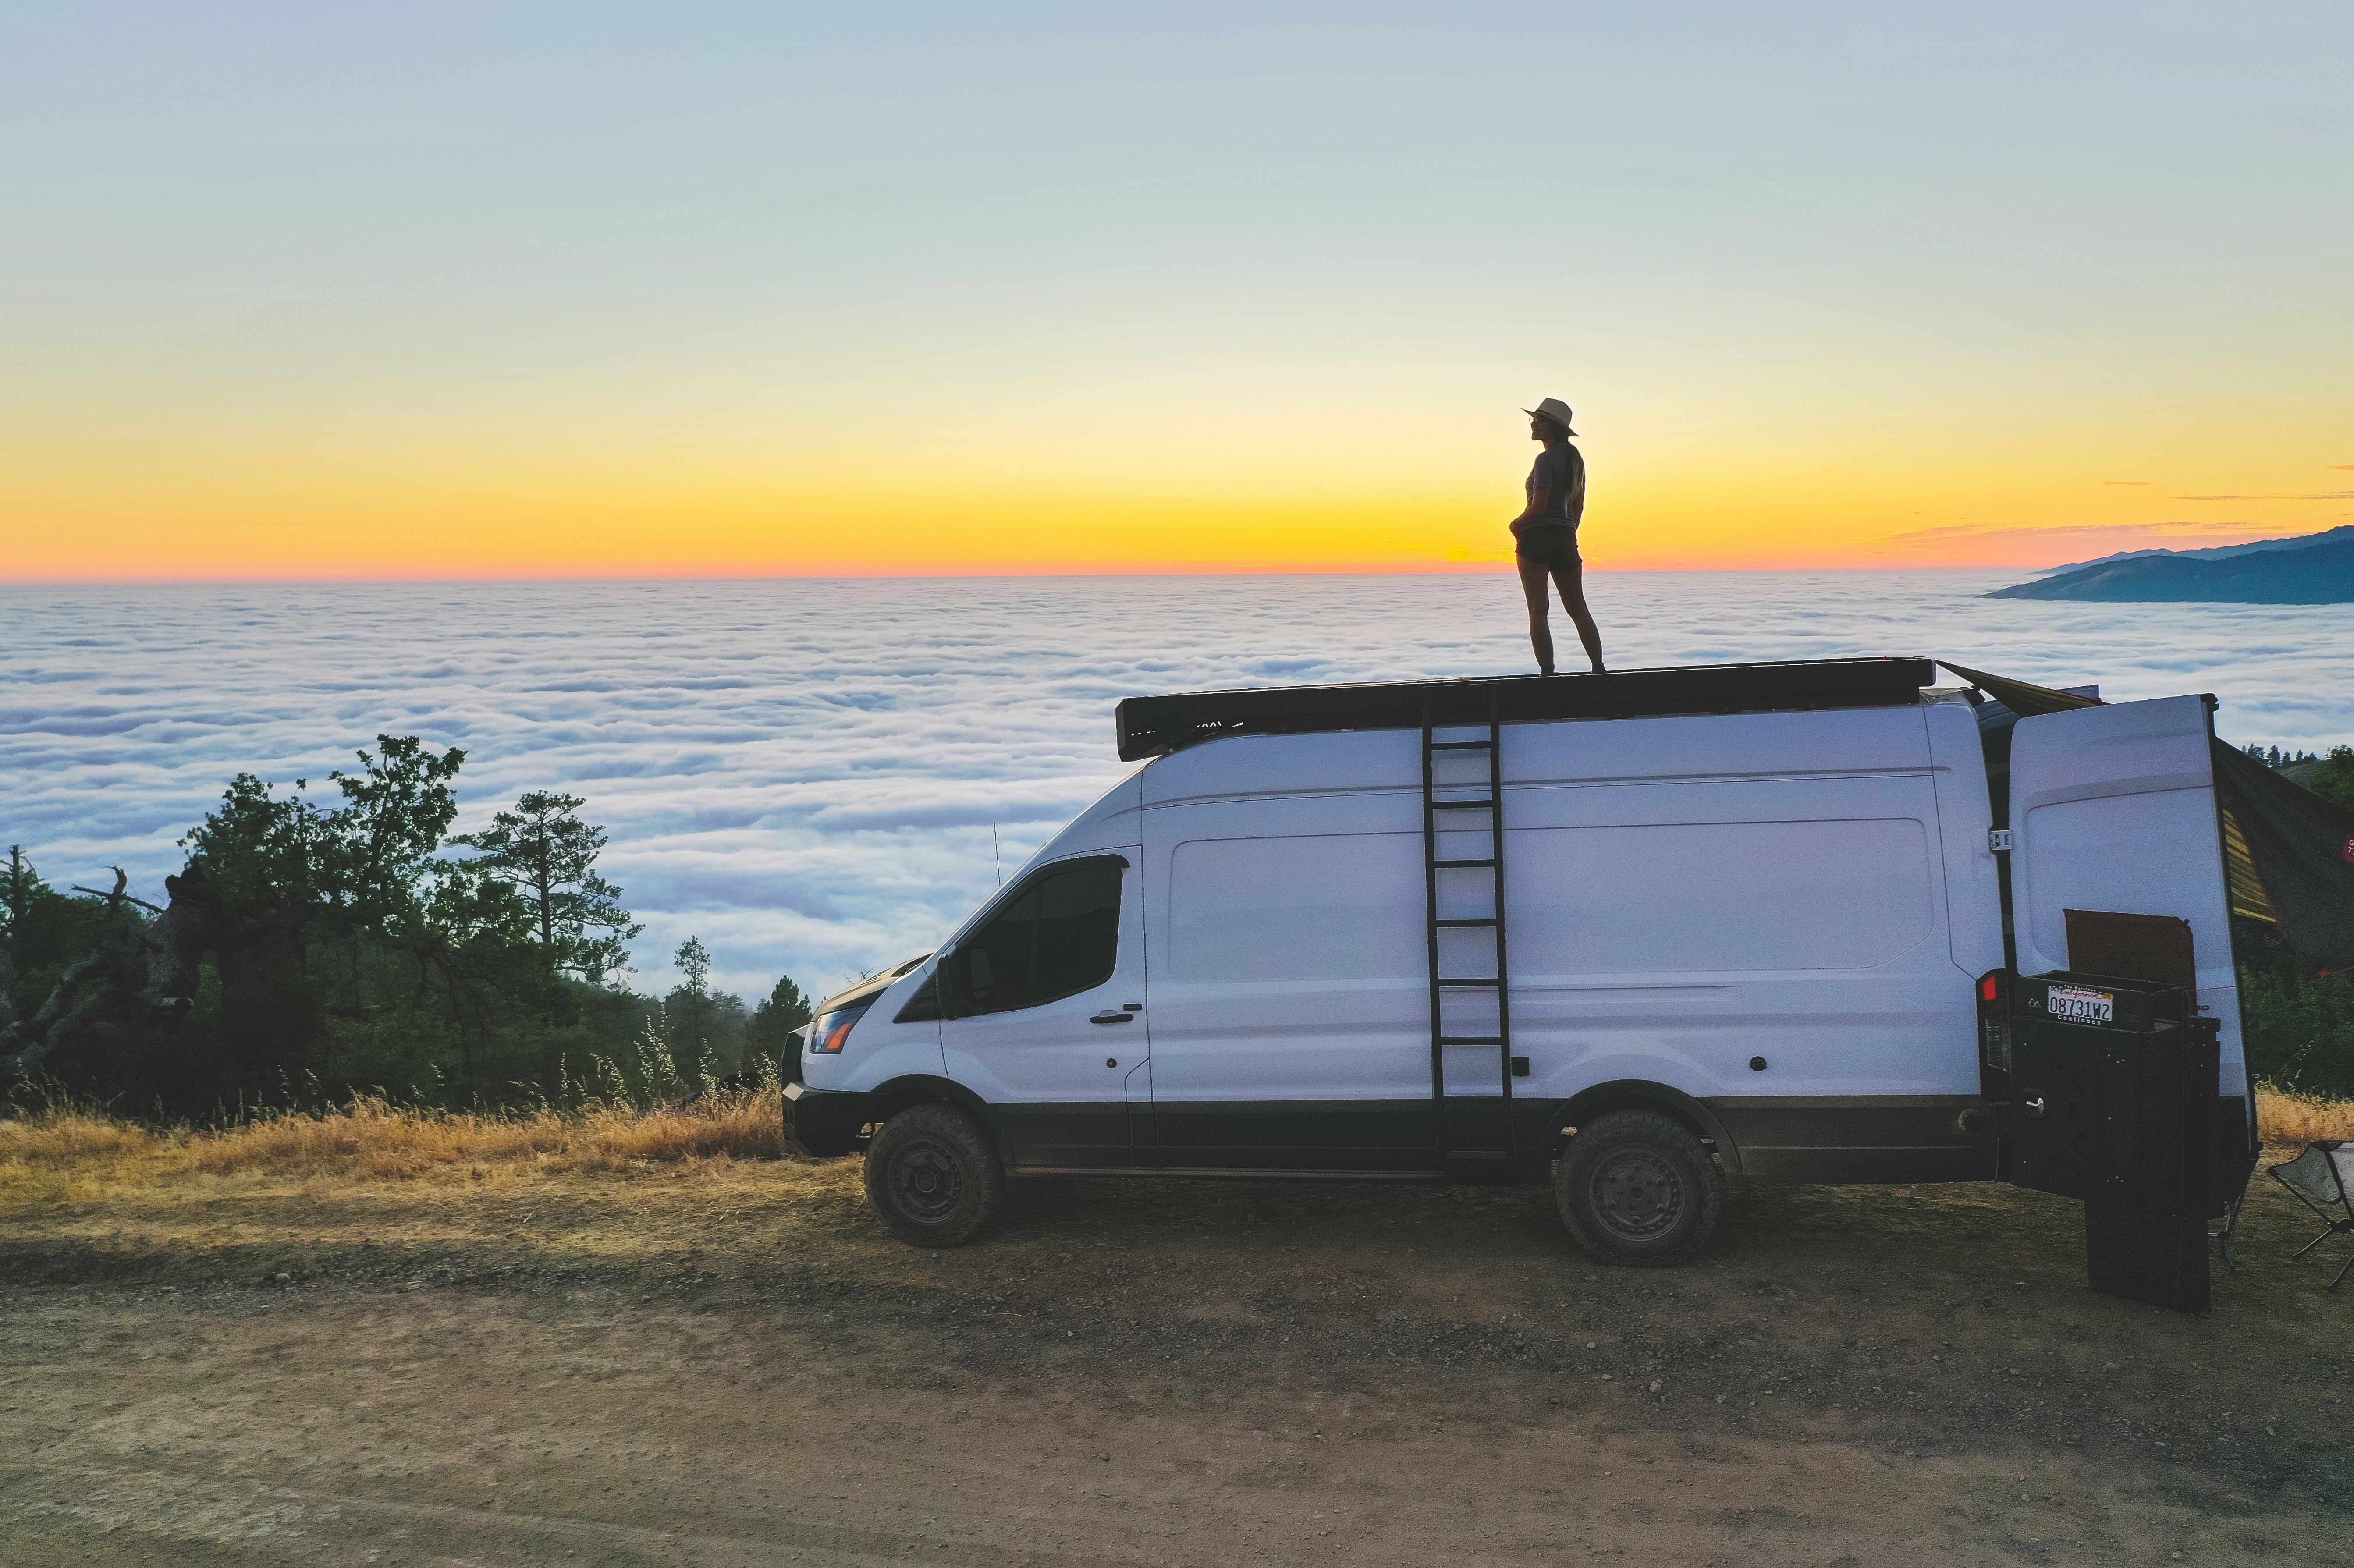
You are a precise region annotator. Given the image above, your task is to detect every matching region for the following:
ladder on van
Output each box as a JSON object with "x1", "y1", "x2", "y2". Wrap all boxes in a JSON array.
[{"x1": 1421, "y1": 703, "x2": 1517, "y2": 1171}]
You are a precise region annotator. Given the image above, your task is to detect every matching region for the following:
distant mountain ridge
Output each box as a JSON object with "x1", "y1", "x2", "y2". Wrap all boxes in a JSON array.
[
  {"x1": 2037, "y1": 524, "x2": 2354, "y2": 574},
  {"x1": 1988, "y1": 533, "x2": 2354, "y2": 603}
]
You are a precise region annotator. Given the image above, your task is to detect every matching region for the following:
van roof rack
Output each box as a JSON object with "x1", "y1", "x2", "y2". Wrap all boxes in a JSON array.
[{"x1": 1114, "y1": 657, "x2": 1937, "y2": 761}]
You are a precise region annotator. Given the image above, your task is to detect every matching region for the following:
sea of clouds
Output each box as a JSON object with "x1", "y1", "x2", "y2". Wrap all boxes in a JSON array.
[{"x1": 4, "y1": 571, "x2": 2347, "y2": 1003}]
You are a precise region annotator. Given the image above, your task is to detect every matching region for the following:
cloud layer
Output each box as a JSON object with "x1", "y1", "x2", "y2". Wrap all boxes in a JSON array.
[{"x1": 4, "y1": 573, "x2": 2348, "y2": 1000}]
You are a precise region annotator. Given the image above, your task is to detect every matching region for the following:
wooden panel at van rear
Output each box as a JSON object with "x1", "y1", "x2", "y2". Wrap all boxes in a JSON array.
[
  {"x1": 1701, "y1": 1096, "x2": 1997, "y2": 1182},
  {"x1": 2063, "y1": 908, "x2": 2196, "y2": 1002}
]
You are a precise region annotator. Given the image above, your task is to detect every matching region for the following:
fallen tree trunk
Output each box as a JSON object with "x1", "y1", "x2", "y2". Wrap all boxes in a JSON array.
[{"x1": 0, "y1": 863, "x2": 227, "y2": 1092}]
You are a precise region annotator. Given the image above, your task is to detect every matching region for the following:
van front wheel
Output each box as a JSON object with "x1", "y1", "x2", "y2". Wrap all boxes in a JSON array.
[
  {"x1": 863, "y1": 1103, "x2": 1007, "y2": 1248},
  {"x1": 1554, "y1": 1110, "x2": 1721, "y2": 1267}
]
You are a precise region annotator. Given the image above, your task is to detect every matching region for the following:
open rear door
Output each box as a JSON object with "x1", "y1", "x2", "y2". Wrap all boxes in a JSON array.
[{"x1": 2008, "y1": 695, "x2": 2256, "y2": 1189}]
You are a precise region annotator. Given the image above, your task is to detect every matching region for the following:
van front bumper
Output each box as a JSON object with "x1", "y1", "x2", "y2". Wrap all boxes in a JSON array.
[{"x1": 781, "y1": 1081, "x2": 872, "y2": 1159}]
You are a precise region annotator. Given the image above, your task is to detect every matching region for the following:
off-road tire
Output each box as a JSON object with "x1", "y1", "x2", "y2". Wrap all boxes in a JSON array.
[
  {"x1": 1554, "y1": 1109, "x2": 1721, "y2": 1267},
  {"x1": 863, "y1": 1102, "x2": 1007, "y2": 1248}
]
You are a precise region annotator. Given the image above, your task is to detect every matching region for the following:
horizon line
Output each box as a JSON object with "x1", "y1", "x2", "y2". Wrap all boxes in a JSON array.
[{"x1": 0, "y1": 562, "x2": 2048, "y2": 589}]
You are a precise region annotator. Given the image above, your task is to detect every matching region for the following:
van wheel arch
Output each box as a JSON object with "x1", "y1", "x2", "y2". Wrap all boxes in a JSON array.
[
  {"x1": 862, "y1": 1076, "x2": 1014, "y2": 1171},
  {"x1": 1550, "y1": 1081, "x2": 1740, "y2": 1175}
]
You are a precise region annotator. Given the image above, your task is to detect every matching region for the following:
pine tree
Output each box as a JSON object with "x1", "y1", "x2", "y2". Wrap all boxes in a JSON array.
[
  {"x1": 458, "y1": 791, "x2": 643, "y2": 983},
  {"x1": 667, "y1": 936, "x2": 714, "y2": 1085},
  {"x1": 747, "y1": 972, "x2": 813, "y2": 1070},
  {"x1": 3, "y1": 847, "x2": 40, "y2": 951}
]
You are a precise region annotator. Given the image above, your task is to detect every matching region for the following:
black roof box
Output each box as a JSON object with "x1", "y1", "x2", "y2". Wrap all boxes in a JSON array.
[{"x1": 1115, "y1": 657, "x2": 1936, "y2": 762}]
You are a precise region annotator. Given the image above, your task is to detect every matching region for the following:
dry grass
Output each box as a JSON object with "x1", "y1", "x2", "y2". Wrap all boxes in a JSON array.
[
  {"x1": 2256, "y1": 1082, "x2": 2354, "y2": 1150},
  {"x1": 0, "y1": 1086, "x2": 790, "y2": 1204},
  {"x1": 6, "y1": 1082, "x2": 2348, "y2": 1208}
]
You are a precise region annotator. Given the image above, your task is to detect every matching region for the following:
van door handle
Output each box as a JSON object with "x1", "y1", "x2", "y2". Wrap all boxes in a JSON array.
[
  {"x1": 2022, "y1": 1096, "x2": 2046, "y2": 1117},
  {"x1": 1090, "y1": 1011, "x2": 1133, "y2": 1025}
]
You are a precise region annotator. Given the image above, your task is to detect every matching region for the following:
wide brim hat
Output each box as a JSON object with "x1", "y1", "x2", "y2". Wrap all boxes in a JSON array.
[{"x1": 1523, "y1": 397, "x2": 1578, "y2": 436}]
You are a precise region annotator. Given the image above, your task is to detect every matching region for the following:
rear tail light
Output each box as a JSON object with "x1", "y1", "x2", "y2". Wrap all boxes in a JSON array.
[{"x1": 1976, "y1": 968, "x2": 2011, "y2": 1073}]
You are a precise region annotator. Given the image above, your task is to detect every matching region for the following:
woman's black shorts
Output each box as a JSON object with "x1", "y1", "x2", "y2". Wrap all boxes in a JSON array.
[{"x1": 1516, "y1": 525, "x2": 1581, "y2": 571}]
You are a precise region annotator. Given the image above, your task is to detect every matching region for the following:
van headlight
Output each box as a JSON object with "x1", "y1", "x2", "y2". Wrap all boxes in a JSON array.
[{"x1": 806, "y1": 1000, "x2": 874, "y2": 1054}]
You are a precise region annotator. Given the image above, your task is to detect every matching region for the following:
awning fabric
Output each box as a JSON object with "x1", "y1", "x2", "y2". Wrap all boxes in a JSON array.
[
  {"x1": 1936, "y1": 661, "x2": 2100, "y2": 718},
  {"x1": 1937, "y1": 661, "x2": 2354, "y2": 967},
  {"x1": 2210, "y1": 743, "x2": 2354, "y2": 965}
]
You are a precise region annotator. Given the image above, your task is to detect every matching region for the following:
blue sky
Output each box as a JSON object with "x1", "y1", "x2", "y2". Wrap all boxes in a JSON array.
[{"x1": 4, "y1": 3, "x2": 2349, "y2": 576}]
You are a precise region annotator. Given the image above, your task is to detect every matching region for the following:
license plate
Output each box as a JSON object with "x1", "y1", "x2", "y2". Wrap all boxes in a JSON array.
[{"x1": 2048, "y1": 983, "x2": 2114, "y2": 1025}]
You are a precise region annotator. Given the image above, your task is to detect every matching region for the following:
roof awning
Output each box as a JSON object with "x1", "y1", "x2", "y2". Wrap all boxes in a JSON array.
[{"x1": 1114, "y1": 657, "x2": 1937, "y2": 761}]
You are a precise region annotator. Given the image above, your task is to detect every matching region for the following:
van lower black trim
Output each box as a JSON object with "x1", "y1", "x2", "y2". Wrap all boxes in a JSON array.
[
  {"x1": 912, "y1": 1089, "x2": 2010, "y2": 1185},
  {"x1": 1557, "y1": 1082, "x2": 1743, "y2": 1175},
  {"x1": 1151, "y1": 1096, "x2": 1442, "y2": 1170},
  {"x1": 1014, "y1": 1166, "x2": 1445, "y2": 1182},
  {"x1": 781, "y1": 1081, "x2": 872, "y2": 1158},
  {"x1": 1703, "y1": 1094, "x2": 1998, "y2": 1183}
]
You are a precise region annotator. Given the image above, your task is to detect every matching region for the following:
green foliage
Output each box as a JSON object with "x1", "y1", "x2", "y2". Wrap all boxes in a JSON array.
[
  {"x1": 11, "y1": 743, "x2": 833, "y2": 1118},
  {"x1": 675, "y1": 936, "x2": 710, "y2": 994},
  {"x1": 457, "y1": 791, "x2": 643, "y2": 983},
  {"x1": 175, "y1": 775, "x2": 336, "y2": 918},
  {"x1": 329, "y1": 736, "x2": 467, "y2": 918},
  {"x1": 2239, "y1": 741, "x2": 2354, "y2": 812},
  {"x1": 2240, "y1": 960, "x2": 2354, "y2": 1099},
  {"x1": 659, "y1": 935, "x2": 754, "y2": 1080},
  {"x1": 21, "y1": 735, "x2": 669, "y2": 1114},
  {"x1": 747, "y1": 972, "x2": 813, "y2": 1070},
  {"x1": 2306, "y1": 746, "x2": 2354, "y2": 812},
  {"x1": 3, "y1": 848, "x2": 121, "y2": 1021}
]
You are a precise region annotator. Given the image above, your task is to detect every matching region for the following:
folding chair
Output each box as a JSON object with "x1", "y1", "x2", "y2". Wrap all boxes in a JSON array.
[{"x1": 2269, "y1": 1141, "x2": 2354, "y2": 1291}]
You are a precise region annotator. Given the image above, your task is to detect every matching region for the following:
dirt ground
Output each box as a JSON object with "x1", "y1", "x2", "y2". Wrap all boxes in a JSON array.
[{"x1": 4, "y1": 1151, "x2": 2350, "y2": 1566}]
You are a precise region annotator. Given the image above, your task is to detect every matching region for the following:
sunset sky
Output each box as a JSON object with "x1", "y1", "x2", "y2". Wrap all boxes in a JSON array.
[{"x1": 4, "y1": 3, "x2": 2349, "y2": 580}]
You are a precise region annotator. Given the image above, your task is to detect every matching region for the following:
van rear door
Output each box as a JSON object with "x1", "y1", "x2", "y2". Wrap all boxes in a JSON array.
[{"x1": 2006, "y1": 694, "x2": 2251, "y2": 1111}]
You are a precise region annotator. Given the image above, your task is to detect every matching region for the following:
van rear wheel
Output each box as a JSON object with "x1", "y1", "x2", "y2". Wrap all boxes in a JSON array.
[
  {"x1": 1554, "y1": 1110, "x2": 1721, "y2": 1267},
  {"x1": 863, "y1": 1102, "x2": 1007, "y2": 1248}
]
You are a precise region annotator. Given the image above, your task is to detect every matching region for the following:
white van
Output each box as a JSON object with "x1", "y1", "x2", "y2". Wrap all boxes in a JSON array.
[{"x1": 784, "y1": 658, "x2": 2256, "y2": 1263}]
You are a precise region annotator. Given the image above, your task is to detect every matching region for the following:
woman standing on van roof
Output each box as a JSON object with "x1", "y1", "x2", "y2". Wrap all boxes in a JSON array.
[{"x1": 1511, "y1": 398, "x2": 1605, "y2": 675}]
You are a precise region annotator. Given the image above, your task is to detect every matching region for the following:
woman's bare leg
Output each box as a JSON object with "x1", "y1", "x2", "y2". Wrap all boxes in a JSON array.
[
  {"x1": 1517, "y1": 556, "x2": 1557, "y2": 674},
  {"x1": 1552, "y1": 563, "x2": 1605, "y2": 672}
]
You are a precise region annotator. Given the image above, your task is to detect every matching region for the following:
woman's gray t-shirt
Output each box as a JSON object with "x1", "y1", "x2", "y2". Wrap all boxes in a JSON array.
[{"x1": 1525, "y1": 444, "x2": 1586, "y2": 528}]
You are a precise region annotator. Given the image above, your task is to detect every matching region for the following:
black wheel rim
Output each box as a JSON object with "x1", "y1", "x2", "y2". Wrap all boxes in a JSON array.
[
  {"x1": 889, "y1": 1138, "x2": 966, "y2": 1224},
  {"x1": 1591, "y1": 1149, "x2": 1683, "y2": 1243}
]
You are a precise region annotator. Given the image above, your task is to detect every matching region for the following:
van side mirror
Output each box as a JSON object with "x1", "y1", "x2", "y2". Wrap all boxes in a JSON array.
[{"x1": 935, "y1": 947, "x2": 983, "y2": 1019}]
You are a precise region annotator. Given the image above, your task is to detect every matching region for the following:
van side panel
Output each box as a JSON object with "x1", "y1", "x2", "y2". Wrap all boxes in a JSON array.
[
  {"x1": 1144, "y1": 733, "x2": 1437, "y2": 1168},
  {"x1": 1501, "y1": 707, "x2": 1987, "y2": 1180},
  {"x1": 1139, "y1": 710, "x2": 1991, "y2": 1180}
]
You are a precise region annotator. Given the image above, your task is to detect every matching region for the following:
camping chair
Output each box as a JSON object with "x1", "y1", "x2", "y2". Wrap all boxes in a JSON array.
[{"x1": 2269, "y1": 1142, "x2": 2354, "y2": 1291}]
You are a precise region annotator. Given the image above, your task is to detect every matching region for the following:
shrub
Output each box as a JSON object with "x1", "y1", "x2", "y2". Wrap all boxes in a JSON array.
[{"x1": 2240, "y1": 962, "x2": 2354, "y2": 1100}]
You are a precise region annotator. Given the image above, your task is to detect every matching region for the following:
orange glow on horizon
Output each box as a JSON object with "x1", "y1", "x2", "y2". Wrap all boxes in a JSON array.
[{"x1": 5, "y1": 422, "x2": 2346, "y2": 584}]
